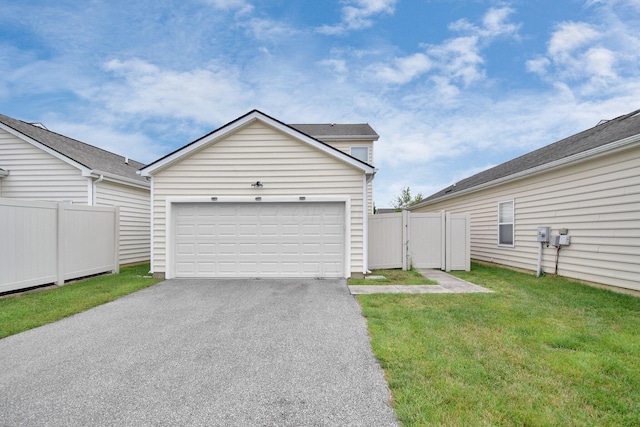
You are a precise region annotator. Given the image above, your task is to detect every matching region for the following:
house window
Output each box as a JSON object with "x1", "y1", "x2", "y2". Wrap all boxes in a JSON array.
[
  {"x1": 498, "y1": 200, "x2": 514, "y2": 246},
  {"x1": 350, "y1": 146, "x2": 369, "y2": 163}
]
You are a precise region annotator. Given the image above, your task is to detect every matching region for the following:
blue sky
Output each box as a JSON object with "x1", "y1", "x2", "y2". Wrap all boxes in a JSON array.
[{"x1": 1, "y1": 0, "x2": 639, "y2": 207}]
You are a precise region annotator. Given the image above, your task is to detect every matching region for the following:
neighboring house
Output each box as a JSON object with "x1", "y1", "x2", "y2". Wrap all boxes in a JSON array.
[
  {"x1": 410, "y1": 109, "x2": 640, "y2": 293},
  {"x1": 140, "y1": 110, "x2": 378, "y2": 279},
  {"x1": 0, "y1": 114, "x2": 150, "y2": 265}
]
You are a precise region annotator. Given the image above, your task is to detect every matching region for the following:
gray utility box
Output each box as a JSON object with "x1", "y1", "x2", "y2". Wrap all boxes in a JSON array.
[
  {"x1": 537, "y1": 226, "x2": 550, "y2": 243},
  {"x1": 550, "y1": 235, "x2": 561, "y2": 247}
]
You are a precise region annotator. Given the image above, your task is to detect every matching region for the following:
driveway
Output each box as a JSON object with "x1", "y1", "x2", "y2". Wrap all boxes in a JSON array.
[{"x1": 0, "y1": 279, "x2": 398, "y2": 426}]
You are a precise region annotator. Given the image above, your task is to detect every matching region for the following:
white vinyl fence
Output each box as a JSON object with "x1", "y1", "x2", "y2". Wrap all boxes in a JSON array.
[
  {"x1": 368, "y1": 210, "x2": 470, "y2": 271},
  {"x1": 0, "y1": 199, "x2": 119, "y2": 293}
]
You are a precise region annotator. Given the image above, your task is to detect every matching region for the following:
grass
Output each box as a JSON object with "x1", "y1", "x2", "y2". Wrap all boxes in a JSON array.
[
  {"x1": 0, "y1": 263, "x2": 161, "y2": 339},
  {"x1": 348, "y1": 268, "x2": 437, "y2": 286},
  {"x1": 358, "y1": 262, "x2": 640, "y2": 426}
]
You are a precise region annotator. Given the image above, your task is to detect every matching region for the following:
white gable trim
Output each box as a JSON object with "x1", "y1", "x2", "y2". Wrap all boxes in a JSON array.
[
  {"x1": 140, "y1": 110, "x2": 375, "y2": 176},
  {"x1": 0, "y1": 122, "x2": 92, "y2": 176}
]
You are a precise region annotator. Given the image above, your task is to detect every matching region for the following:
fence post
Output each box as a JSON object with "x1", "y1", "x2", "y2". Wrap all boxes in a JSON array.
[
  {"x1": 402, "y1": 209, "x2": 409, "y2": 270},
  {"x1": 445, "y1": 211, "x2": 451, "y2": 272},
  {"x1": 56, "y1": 202, "x2": 65, "y2": 286},
  {"x1": 113, "y1": 206, "x2": 120, "y2": 274},
  {"x1": 465, "y1": 212, "x2": 471, "y2": 271}
]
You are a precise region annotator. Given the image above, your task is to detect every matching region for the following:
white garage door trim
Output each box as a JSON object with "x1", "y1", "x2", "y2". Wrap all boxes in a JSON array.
[{"x1": 165, "y1": 196, "x2": 351, "y2": 279}]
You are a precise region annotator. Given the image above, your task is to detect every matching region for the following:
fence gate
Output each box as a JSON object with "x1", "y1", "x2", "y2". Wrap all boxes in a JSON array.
[
  {"x1": 368, "y1": 210, "x2": 470, "y2": 271},
  {"x1": 409, "y1": 212, "x2": 445, "y2": 269}
]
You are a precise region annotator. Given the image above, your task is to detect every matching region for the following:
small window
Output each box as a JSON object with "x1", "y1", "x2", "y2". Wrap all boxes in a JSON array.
[
  {"x1": 498, "y1": 200, "x2": 514, "y2": 246},
  {"x1": 350, "y1": 146, "x2": 369, "y2": 163}
]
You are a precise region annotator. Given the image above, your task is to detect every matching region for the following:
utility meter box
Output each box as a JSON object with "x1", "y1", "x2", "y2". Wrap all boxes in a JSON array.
[
  {"x1": 559, "y1": 235, "x2": 571, "y2": 245},
  {"x1": 537, "y1": 227, "x2": 550, "y2": 243}
]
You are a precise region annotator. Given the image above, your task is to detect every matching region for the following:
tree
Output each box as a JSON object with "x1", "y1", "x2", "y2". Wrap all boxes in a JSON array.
[{"x1": 392, "y1": 186, "x2": 423, "y2": 211}]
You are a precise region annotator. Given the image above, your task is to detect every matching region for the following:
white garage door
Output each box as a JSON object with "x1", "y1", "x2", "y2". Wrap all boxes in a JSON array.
[{"x1": 173, "y1": 202, "x2": 345, "y2": 278}]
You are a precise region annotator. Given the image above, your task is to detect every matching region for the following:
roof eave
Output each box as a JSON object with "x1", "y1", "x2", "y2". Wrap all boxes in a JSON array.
[
  {"x1": 410, "y1": 132, "x2": 640, "y2": 210},
  {"x1": 311, "y1": 134, "x2": 380, "y2": 141},
  {"x1": 90, "y1": 170, "x2": 150, "y2": 189}
]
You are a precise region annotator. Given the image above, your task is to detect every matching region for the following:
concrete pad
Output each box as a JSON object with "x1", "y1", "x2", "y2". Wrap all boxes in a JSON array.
[
  {"x1": 349, "y1": 270, "x2": 492, "y2": 295},
  {"x1": 417, "y1": 269, "x2": 493, "y2": 293}
]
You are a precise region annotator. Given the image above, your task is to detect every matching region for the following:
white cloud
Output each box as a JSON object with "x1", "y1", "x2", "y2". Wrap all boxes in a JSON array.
[
  {"x1": 317, "y1": 0, "x2": 396, "y2": 35},
  {"x1": 526, "y1": 57, "x2": 551, "y2": 75},
  {"x1": 318, "y1": 58, "x2": 348, "y2": 75},
  {"x1": 202, "y1": 0, "x2": 253, "y2": 14},
  {"x1": 583, "y1": 47, "x2": 617, "y2": 78},
  {"x1": 370, "y1": 53, "x2": 432, "y2": 84},
  {"x1": 428, "y1": 36, "x2": 484, "y2": 86},
  {"x1": 547, "y1": 22, "x2": 601, "y2": 58},
  {"x1": 241, "y1": 17, "x2": 300, "y2": 41},
  {"x1": 526, "y1": 4, "x2": 640, "y2": 95},
  {"x1": 94, "y1": 59, "x2": 253, "y2": 125},
  {"x1": 365, "y1": 6, "x2": 517, "y2": 91}
]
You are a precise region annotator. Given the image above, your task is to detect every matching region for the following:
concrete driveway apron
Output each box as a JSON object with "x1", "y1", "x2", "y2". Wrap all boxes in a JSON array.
[{"x1": 0, "y1": 279, "x2": 398, "y2": 426}]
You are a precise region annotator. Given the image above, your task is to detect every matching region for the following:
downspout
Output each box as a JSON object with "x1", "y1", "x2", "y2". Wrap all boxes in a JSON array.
[
  {"x1": 363, "y1": 174, "x2": 370, "y2": 274},
  {"x1": 92, "y1": 174, "x2": 104, "y2": 206}
]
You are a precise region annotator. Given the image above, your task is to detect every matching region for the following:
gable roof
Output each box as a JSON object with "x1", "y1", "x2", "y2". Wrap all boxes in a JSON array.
[
  {"x1": 0, "y1": 113, "x2": 148, "y2": 185},
  {"x1": 141, "y1": 109, "x2": 376, "y2": 176},
  {"x1": 412, "y1": 108, "x2": 640, "y2": 208},
  {"x1": 289, "y1": 124, "x2": 379, "y2": 141}
]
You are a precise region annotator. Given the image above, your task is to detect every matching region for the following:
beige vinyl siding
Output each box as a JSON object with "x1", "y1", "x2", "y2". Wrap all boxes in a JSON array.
[
  {"x1": 413, "y1": 146, "x2": 640, "y2": 291},
  {"x1": 151, "y1": 121, "x2": 366, "y2": 276},
  {"x1": 321, "y1": 140, "x2": 374, "y2": 214},
  {"x1": 95, "y1": 180, "x2": 150, "y2": 265},
  {"x1": 0, "y1": 129, "x2": 88, "y2": 203}
]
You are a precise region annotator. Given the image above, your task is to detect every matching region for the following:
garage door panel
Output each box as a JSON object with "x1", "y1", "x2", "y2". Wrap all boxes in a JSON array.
[{"x1": 173, "y1": 202, "x2": 345, "y2": 278}]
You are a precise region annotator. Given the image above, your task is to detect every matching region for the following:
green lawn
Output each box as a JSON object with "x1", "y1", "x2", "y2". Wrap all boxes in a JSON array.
[
  {"x1": 0, "y1": 263, "x2": 161, "y2": 339},
  {"x1": 358, "y1": 262, "x2": 640, "y2": 426},
  {"x1": 348, "y1": 269, "x2": 437, "y2": 286}
]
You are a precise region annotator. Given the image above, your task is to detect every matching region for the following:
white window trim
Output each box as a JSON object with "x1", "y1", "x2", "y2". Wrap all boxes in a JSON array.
[
  {"x1": 498, "y1": 199, "x2": 515, "y2": 247},
  {"x1": 350, "y1": 146, "x2": 369, "y2": 163}
]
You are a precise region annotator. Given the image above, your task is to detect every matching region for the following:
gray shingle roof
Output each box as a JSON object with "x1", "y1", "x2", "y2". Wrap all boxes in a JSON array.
[
  {"x1": 0, "y1": 113, "x2": 147, "y2": 183},
  {"x1": 289, "y1": 123, "x2": 379, "y2": 139},
  {"x1": 419, "y1": 109, "x2": 640, "y2": 204}
]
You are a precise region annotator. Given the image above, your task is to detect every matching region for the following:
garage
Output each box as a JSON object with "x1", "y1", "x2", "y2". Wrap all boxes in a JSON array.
[{"x1": 172, "y1": 201, "x2": 346, "y2": 278}]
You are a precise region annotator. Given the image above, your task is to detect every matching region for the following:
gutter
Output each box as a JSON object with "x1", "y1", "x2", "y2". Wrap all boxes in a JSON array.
[
  {"x1": 87, "y1": 170, "x2": 150, "y2": 189},
  {"x1": 410, "y1": 132, "x2": 640, "y2": 209}
]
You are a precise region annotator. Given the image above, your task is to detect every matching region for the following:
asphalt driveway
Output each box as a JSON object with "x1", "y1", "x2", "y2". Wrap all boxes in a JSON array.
[{"x1": 0, "y1": 279, "x2": 398, "y2": 426}]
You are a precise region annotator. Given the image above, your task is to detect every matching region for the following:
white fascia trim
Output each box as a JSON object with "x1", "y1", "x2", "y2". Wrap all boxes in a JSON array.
[
  {"x1": 411, "y1": 133, "x2": 640, "y2": 209},
  {"x1": 140, "y1": 111, "x2": 375, "y2": 176},
  {"x1": 89, "y1": 170, "x2": 150, "y2": 189},
  {"x1": 164, "y1": 195, "x2": 352, "y2": 279},
  {"x1": 0, "y1": 122, "x2": 92, "y2": 176},
  {"x1": 313, "y1": 135, "x2": 380, "y2": 141}
]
